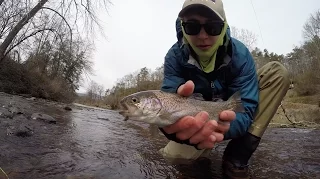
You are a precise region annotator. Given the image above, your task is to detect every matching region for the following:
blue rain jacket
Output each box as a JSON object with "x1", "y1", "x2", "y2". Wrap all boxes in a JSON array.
[{"x1": 161, "y1": 19, "x2": 259, "y2": 140}]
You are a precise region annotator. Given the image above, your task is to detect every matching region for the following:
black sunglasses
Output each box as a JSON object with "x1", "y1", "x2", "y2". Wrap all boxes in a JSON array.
[{"x1": 182, "y1": 21, "x2": 224, "y2": 36}]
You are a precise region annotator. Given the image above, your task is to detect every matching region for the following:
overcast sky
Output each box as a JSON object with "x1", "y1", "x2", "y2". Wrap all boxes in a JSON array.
[{"x1": 78, "y1": 0, "x2": 319, "y2": 93}]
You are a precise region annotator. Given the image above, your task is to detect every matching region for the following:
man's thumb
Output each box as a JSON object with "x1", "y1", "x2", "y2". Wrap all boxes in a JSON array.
[{"x1": 177, "y1": 80, "x2": 194, "y2": 97}]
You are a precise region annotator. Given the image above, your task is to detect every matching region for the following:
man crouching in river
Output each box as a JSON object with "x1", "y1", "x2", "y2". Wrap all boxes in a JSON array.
[{"x1": 159, "y1": 0, "x2": 290, "y2": 178}]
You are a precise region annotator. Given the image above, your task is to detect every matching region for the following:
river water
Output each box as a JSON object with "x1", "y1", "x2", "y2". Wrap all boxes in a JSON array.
[{"x1": 0, "y1": 97, "x2": 319, "y2": 178}]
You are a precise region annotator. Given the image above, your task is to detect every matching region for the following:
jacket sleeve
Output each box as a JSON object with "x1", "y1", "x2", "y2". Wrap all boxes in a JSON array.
[
  {"x1": 161, "y1": 43, "x2": 186, "y2": 93},
  {"x1": 224, "y1": 48, "x2": 259, "y2": 140}
]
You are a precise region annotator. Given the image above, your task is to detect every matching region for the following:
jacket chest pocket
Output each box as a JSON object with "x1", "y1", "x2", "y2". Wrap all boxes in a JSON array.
[{"x1": 182, "y1": 68, "x2": 229, "y2": 100}]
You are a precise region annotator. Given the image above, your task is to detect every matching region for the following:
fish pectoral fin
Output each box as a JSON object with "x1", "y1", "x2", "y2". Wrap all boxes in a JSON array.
[
  {"x1": 158, "y1": 113, "x2": 173, "y2": 121},
  {"x1": 158, "y1": 109, "x2": 188, "y2": 124}
]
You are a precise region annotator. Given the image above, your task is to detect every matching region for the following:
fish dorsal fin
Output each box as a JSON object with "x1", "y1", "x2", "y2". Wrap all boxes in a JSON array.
[
  {"x1": 190, "y1": 93, "x2": 205, "y2": 101},
  {"x1": 229, "y1": 91, "x2": 241, "y2": 102},
  {"x1": 228, "y1": 91, "x2": 245, "y2": 113}
]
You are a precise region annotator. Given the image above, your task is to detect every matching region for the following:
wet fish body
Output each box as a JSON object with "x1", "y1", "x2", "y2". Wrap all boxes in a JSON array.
[{"x1": 118, "y1": 90, "x2": 245, "y2": 127}]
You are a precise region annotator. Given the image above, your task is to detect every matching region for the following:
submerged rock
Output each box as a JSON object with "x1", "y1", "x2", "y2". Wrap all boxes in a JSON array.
[
  {"x1": 8, "y1": 107, "x2": 24, "y2": 115},
  {"x1": 15, "y1": 124, "x2": 34, "y2": 137},
  {"x1": 0, "y1": 107, "x2": 12, "y2": 119},
  {"x1": 64, "y1": 106, "x2": 72, "y2": 111},
  {"x1": 31, "y1": 113, "x2": 57, "y2": 124},
  {"x1": 6, "y1": 115, "x2": 34, "y2": 137}
]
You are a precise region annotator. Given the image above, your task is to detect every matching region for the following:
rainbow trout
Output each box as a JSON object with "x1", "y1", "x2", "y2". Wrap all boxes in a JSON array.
[{"x1": 118, "y1": 90, "x2": 245, "y2": 127}]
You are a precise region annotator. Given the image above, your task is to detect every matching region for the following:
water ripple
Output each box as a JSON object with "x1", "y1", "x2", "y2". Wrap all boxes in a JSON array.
[{"x1": 0, "y1": 102, "x2": 319, "y2": 178}]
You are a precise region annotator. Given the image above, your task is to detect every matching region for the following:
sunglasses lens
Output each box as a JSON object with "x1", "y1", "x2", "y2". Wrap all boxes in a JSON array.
[
  {"x1": 183, "y1": 22, "x2": 201, "y2": 35},
  {"x1": 204, "y1": 23, "x2": 224, "y2": 36},
  {"x1": 182, "y1": 22, "x2": 224, "y2": 36}
]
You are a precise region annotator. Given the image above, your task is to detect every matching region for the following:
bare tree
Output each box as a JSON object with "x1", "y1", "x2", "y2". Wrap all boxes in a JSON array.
[
  {"x1": 302, "y1": 9, "x2": 320, "y2": 74},
  {"x1": 230, "y1": 26, "x2": 258, "y2": 52},
  {"x1": 0, "y1": 0, "x2": 49, "y2": 61},
  {"x1": 281, "y1": 10, "x2": 320, "y2": 95},
  {"x1": 303, "y1": 10, "x2": 320, "y2": 41},
  {"x1": 97, "y1": 84, "x2": 105, "y2": 100},
  {"x1": 87, "y1": 80, "x2": 99, "y2": 100},
  {"x1": 0, "y1": 0, "x2": 111, "y2": 62}
]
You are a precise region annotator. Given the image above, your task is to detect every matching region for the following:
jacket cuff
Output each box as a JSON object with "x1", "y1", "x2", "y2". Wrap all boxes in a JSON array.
[{"x1": 159, "y1": 128, "x2": 201, "y2": 150}]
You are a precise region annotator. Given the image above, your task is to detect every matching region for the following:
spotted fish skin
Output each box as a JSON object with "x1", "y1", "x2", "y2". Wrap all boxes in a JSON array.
[{"x1": 118, "y1": 90, "x2": 245, "y2": 127}]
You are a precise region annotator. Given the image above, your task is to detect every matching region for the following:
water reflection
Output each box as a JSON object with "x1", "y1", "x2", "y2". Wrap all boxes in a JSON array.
[{"x1": 64, "y1": 106, "x2": 175, "y2": 178}]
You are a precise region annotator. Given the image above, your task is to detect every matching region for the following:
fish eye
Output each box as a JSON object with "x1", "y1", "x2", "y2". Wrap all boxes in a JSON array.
[{"x1": 131, "y1": 97, "x2": 138, "y2": 103}]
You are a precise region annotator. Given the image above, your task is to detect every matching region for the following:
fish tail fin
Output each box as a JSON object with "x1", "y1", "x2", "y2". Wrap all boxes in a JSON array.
[{"x1": 228, "y1": 91, "x2": 245, "y2": 113}]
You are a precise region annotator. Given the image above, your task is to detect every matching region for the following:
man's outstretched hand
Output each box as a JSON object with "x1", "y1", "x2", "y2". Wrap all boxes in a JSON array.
[{"x1": 162, "y1": 80, "x2": 236, "y2": 149}]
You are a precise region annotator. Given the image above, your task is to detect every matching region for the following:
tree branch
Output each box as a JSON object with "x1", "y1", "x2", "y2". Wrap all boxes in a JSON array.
[
  {"x1": 0, "y1": 0, "x2": 49, "y2": 62},
  {"x1": 4, "y1": 28, "x2": 59, "y2": 58},
  {"x1": 41, "y1": 6, "x2": 73, "y2": 50},
  {"x1": 280, "y1": 103, "x2": 295, "y2": 125}
]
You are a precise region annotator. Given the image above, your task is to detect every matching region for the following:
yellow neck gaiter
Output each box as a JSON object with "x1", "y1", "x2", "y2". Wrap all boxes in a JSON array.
[{"x1": 182, "y1": 22, "x2": 228, "y2": 73}]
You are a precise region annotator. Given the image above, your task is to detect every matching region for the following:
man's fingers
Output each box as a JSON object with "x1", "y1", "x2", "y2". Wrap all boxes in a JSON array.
[
  {"x1": 162, "y1": 116, "x2": 195, "y2": 134},
  {"x1": 195, "y1": 123, "x2": 225, "y2": 150},
  {"x1": 219, "y1": 110, "x2": 236, "y2": 122},
  {"x1": 214, "y1": 110, "x2": 235, "y2": 134},
  {"x1": 189, "y1": 117, "x2": 217, "y2": 144},
  {"x1": 216, "y1": 120, "x2": 231, "y2": 134},
  {"x1": 211, "y1": 131, "x2": 224, "y2": 142},
  {"x1": 175, "y1": 111, "x2": 208, "y2": 140},
  {"x1": 177, "y1": 80, "x2": 194, "y2": 97},
  {"x1": 197, "y1": 135, "x2": 216, "y2": 149},
  {"x1": 196, "y1": 130, "x2": 225, "y2": 149}
]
